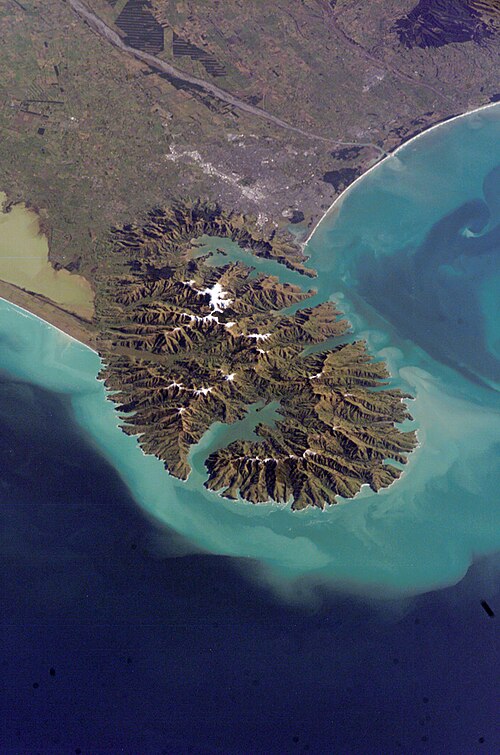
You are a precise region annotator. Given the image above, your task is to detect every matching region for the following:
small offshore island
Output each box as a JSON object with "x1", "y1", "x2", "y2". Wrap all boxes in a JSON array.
[{"x1": 96, "y1": 201, "x2": 417, "y2": 510}]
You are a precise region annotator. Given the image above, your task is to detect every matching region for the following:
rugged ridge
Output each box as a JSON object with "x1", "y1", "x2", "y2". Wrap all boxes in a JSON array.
[{"x1": 96, "y1": 200, "x2": 417, "y2": 510}]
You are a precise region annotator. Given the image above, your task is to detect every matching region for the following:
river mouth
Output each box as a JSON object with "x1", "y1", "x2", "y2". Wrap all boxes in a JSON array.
[{"x1": 0, "y1": 192, "x2": 94, "y2": 320}]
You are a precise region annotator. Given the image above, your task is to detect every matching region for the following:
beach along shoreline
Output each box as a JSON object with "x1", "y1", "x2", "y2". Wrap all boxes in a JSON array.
[
  {"x1": 0, "y1": 281, "x2": 98, "y2": 351},
  {"x1": 304, "y1": 101, "x2": 500, "y2": 248},
  {"x1": 1, "y1": 102, "x2": 499, "y2": 354},
  {"x1": 0, "y1": 192, "x2": 95, "y2": 320}
]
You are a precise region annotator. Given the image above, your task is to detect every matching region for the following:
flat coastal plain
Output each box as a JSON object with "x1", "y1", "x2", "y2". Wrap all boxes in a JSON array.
[
  {"x1": 0, "y1": 0, "x2": 498, "y2": 508},
  {"x1": 1, "y1": 0, "x2": 499, "y2": 276}
]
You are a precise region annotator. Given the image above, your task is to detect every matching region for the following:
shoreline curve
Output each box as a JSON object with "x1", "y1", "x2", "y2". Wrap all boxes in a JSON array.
[
  {"x1": 0, "y1": 102, "x2": 498, "y2": 358},
  {"x1": 304, "y1": 101, "x2": 500, "y2": 248},
  {"x1": 0, "y1": 296, "x2": 99, "y2": 356}
]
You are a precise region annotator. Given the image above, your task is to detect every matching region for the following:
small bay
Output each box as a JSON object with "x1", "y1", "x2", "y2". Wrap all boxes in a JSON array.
[
  {"x1": 0, "y1": 105, "x2": 499, "y2": 598},
  {"x1": 0, "y1": 363, "x2": 497, "y2": 751},
  {"x1": 1, "y1": 104, "x2": 499, "y2": 752}
]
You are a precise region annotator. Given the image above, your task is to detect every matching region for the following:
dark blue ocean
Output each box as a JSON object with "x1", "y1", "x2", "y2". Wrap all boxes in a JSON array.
[
  {"x1": 0, "y1": 371, "x2": 497, "y2": 753},
  {"x1": 1, "y1": 105, "x2": 499, "y2": 752}
]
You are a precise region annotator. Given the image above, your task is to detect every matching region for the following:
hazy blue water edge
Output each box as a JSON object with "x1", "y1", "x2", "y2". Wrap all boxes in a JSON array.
[
  {"x1": 0, "y1": 367, "x2": 497, "y2": 752},
  {"x1": 0, "y1": 105, "x2": 499, "y2": 753},
  {"x1": 0, "y1": 105, "x2": 499, "y2": 599}
]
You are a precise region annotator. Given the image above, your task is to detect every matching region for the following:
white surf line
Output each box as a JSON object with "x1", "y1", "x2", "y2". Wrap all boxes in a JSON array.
[
  {"x1": 304, "y1": 101, "x2": 500, "y2": 248},
  {"x1": 2, "y1": 104, "x2": 497, "y2": 373},
  {"x1": 0, "y1": 296, "x2": 100, "y2": 356}
]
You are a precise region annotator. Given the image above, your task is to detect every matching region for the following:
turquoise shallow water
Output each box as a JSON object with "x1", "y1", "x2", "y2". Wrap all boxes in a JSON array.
[{"x1": 1, "y1": 105, "x2": 499, "y2": 597}]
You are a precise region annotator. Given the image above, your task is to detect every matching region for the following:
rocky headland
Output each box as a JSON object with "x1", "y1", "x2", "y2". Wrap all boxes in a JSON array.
[{"x1": 96, "y1": 200, "x2": 417, "y2": 510}]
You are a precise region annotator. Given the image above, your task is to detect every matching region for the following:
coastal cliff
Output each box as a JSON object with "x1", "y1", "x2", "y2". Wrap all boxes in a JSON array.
[{"x1": 96, "y1": 200, "x2": 417, "y2": 509}]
